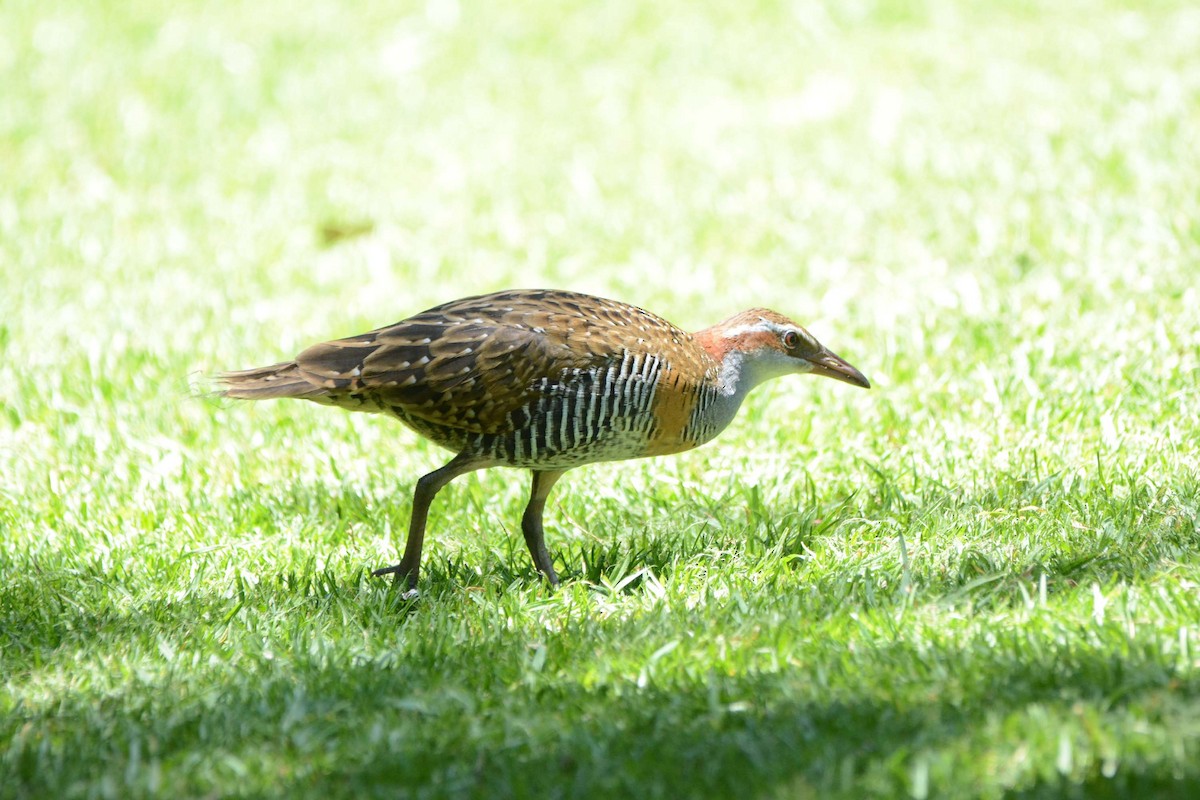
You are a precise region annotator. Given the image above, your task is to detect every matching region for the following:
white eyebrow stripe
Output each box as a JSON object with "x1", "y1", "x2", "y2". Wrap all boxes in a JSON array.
[{"x1": 721, "y1": 321, "x2": 780, "y2": 338}]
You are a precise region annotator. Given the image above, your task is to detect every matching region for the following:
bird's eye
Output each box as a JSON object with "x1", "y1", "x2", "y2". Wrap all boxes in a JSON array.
[{"x1": 782, "y1": 330, "x2": 801, "y2": 350}]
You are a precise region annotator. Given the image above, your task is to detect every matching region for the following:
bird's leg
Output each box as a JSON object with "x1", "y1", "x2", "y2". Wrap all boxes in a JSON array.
[
  {"x1": 373, "y1": 454, "x2": 478, "y2": 590},
  {"x1": 521, "y1": 470, "x2": 566, "y2": 586}
]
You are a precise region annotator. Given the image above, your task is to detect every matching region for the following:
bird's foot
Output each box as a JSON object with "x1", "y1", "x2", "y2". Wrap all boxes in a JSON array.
[{"x1": 371, "y1": 562, "x2": 419, "y2": 595}]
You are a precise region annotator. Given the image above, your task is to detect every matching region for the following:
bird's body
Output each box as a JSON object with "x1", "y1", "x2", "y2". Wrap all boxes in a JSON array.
[{"x1": 221, "y1": 289, "x2": 869, "y2": 588}]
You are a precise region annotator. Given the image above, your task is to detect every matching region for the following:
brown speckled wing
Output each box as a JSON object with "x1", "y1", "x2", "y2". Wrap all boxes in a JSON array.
[{"x1": 293, "y1": 290, "x2": 703, "y2": 434}]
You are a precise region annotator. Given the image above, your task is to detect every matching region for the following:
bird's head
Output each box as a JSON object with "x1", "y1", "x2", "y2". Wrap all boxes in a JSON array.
[{"x1": 695, "y1": 308, "x2": 870, "y2": 394}]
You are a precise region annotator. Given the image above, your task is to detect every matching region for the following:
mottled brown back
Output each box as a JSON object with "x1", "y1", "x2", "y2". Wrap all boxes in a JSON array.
[{"x1": 222, "y1": 289, "x2": 716, "y2": 442}]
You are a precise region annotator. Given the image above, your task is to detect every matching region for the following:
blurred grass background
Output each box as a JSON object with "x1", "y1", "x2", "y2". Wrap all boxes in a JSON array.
[{"x1": 2, "y1": 0, "x2": 1199, "y2": 797}]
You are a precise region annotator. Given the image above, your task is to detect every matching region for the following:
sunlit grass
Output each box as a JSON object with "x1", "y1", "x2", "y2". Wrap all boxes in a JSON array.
[{"x1": 2, "y1": 0, "x2": 1199, "y2": 797}]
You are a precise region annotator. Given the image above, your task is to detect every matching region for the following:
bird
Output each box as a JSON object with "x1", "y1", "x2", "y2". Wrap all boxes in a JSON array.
[{"x1": 219, "y1": 288, "x2": 869, "y2": 591}]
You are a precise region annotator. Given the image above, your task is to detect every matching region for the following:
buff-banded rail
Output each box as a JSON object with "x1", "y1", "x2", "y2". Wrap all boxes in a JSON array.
[{"x1": 220, "y1": 289, "x2": 870, "y2": 592}]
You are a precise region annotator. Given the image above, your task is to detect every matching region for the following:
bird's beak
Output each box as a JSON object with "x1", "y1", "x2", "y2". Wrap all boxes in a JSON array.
[{"x1": 805, "y1": 347, "x2": 871, "y2": 389}]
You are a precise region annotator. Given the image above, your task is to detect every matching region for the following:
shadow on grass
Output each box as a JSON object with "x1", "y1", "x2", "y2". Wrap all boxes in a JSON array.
[
  {"x1": 301, "y1": 664, "x2": 1200, "y2": 799},
  {"x1": 5, "y1": 594, "x2": 1198, "y2": 799}
]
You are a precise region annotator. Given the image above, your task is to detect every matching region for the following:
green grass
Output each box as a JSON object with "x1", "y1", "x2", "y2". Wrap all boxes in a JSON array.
[{"x1": 2, "y1": 0, "x2": 1199, "y2": 797}]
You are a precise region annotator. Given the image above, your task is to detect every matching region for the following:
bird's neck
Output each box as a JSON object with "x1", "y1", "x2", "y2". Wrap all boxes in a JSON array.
[
  {"x1": 694, "y1": 327, "x2": 788, "y2": 400},
  {"x1": 689, "y1": 328, "x2": 791, "y2": 439}
]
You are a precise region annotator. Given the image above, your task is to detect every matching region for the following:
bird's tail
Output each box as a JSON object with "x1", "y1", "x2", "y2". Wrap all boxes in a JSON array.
[{"x1": 216, "y1": 361, "x2": 329, "y2": 400}]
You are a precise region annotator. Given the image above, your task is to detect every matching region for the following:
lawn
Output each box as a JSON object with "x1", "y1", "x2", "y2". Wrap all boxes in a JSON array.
[{"x1": 2, "y1": 0, "x2": 1199, "y2": 797}]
